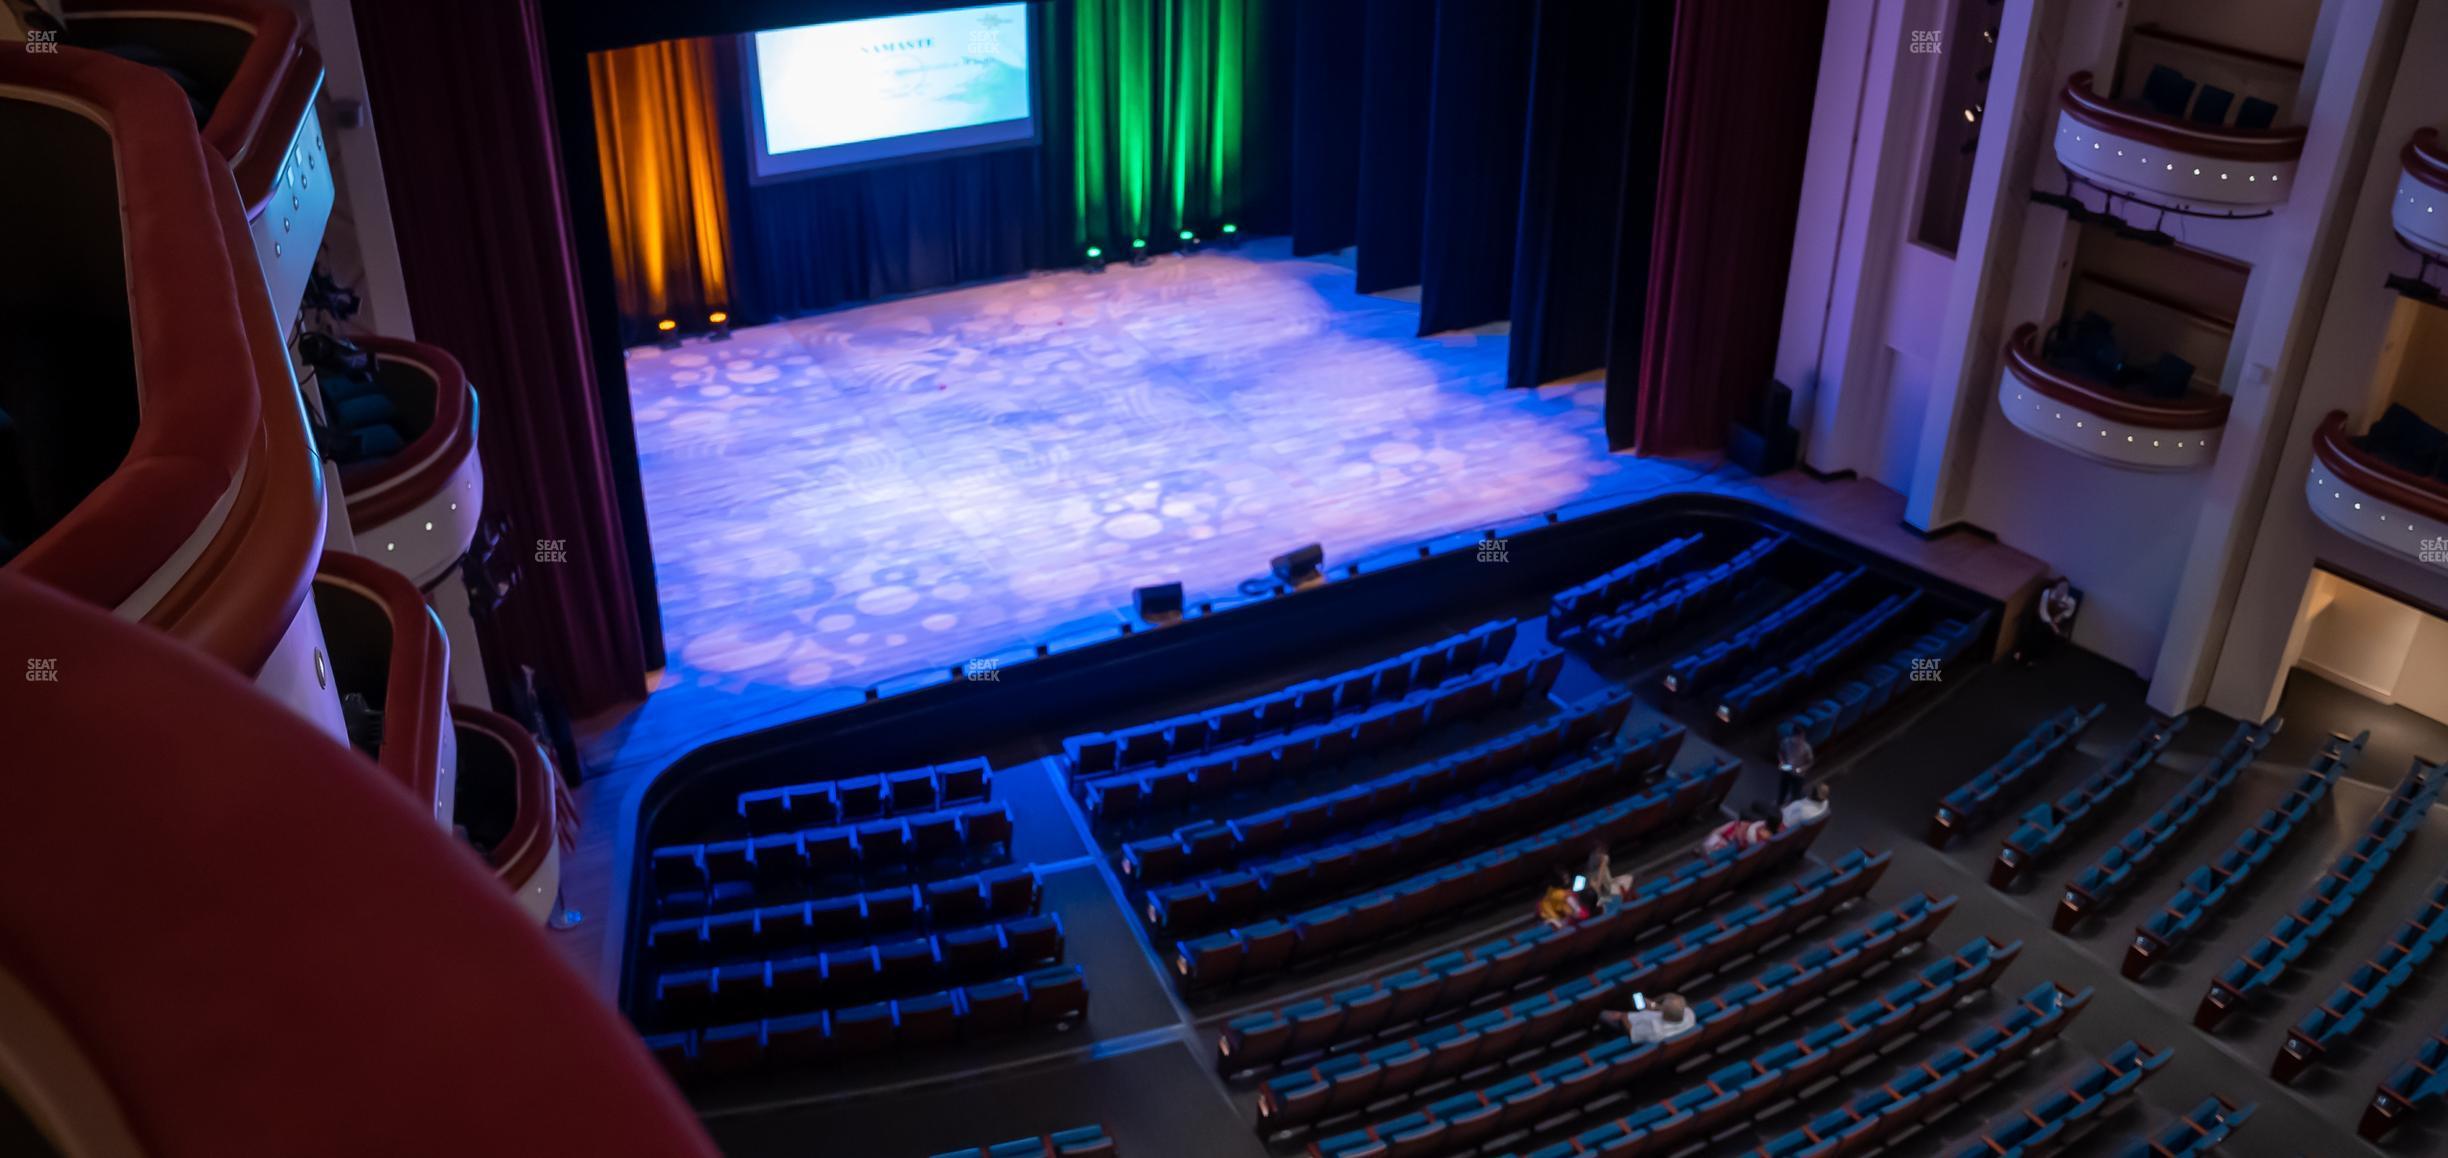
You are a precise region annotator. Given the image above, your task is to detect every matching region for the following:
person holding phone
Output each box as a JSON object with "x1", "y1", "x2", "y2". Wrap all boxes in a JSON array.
[
  {"x1": 1582, "y1": 844, "x2": 1635, "y2": 908},
  {"x1": 1535, "y1": 885, "x2": 1588, "y2": 929},
  {"x1": 1599, "y1": 992, "x2": 1696, "y2": 1044}
]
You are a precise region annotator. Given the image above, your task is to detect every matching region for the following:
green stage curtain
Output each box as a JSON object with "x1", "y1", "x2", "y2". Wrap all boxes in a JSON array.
[{"x1": 1073, "y1": 0, "x2": 1261, "y2": 254}]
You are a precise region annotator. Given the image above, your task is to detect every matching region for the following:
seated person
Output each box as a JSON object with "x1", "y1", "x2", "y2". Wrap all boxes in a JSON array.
[
  {"x1": 1582, "y1": 844, "x2": 1635, "y2": 908},
  {"x1": 1703, "y1": 805, "x2": 1784, "y2": 855},
  {"x1": 1598, "y1": 993, "x2": 1698, "y2": 1044},
  {"x1": 1535, "y1": 885, "x2": 1589, "y2": 929},
  {"x1": 1782, "y1": 782, "x2": 1831, "y2": 829}
]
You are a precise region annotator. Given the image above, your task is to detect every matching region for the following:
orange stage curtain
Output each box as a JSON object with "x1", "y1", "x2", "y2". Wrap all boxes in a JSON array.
[{"x1": 587, "y1": 38, "x2": 732, "y2": 332}]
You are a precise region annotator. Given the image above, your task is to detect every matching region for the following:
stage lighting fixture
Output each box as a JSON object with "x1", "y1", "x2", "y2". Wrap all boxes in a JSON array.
[
  {"x1": 1219, "y1": 222, "x2": 1241, "y2": 250},
  {"x1": 655, "y1": 318, "x2": 681, "y2": 350},
  {"x1": 1129, "y1": 238, "x2": 1151, "y2": 266},
  {"x1": 1084, "y1": 245, "x2": 1106, "y2": 273},
  {"x1": 1133, "y1": 582, "x2": 1185, "y2": 625},
  {"x1": 708, "y1": 310, "x2": 732, "y2": 341},
  {"x1": 1270, "y1": 543, "x2": 1325, "y2": 588},
  {"x1": 1179, "y1": 228, "x2": 1201, "y2": 255}
]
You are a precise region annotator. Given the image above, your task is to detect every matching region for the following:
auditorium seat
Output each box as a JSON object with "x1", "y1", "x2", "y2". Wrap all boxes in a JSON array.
[
  {"x1": 1311, "y1": 962, "x2": 2079, "y2": 1158},
  {"x1": 2362, "y1": 1020, "x2": 2448, "y2": 1140},
  {"x1": 931, "y1": 1124, "x2": 1119, "y2": 1158},
  {"x1": 2197, "y1": 759, "x2": 2443, "y2": 1030},
  {"x1": 1991, "y1": 716, "x2": 2187, "y2": 888},
  {"x1": 1172, "y1": 756, "x2": 1740, "y2": 992},
  {"x1": 2057, "y1": 718, "x2": 2279, "y2": 932},
  {"x1": 1547, "y1": 531, "x2": 1707, "y2": 634},
  {"x1": 1946, "y1": 1040, "x2": 2169, "y2": 1158},
  {"x1": 654, "y1": 963, "x2": 1090, "y2": 1080},
  {"x1": 2109, "y1": 1096, "x2": 2255, "y2": 1158},
  {"x1": 1567, "y1": 534, "x2": 1790, "y2": 655},
  {"x1": 1258, "y1": 889, "x2": 1951, "y2": 1129},
  {"x1": 1778, "y1": 614, "x2": 1991, "y2": 751},
  {"x1": 1930, "y1": 703, "x2": 2105, "y2": 846},
  {"x1": 2272, "y1": 871, "x2": 2448, "y2": 1083},
  {"x1": 1712, "y1": 590, "x2": 1923, "y2": 724},
  {"x1": 645, "y1": 866, "x2": 1043, "y2": 970},
  {"x1": 2125, "y1": 733, "x2": 2357, "y2": 979},
  {"x1": 1082, "y1": 648, "x2": 1567, "y2": 821},
  {"x1": 1125, "y1": 701, "x2": 1660, "y2": 888},
  {"x1": 1661, "y1": 566, "x2": 1866, "y2": 694},
  {"x1": 1215, "y1": 829, "x2": 1864, "y2": 1071},
  {"x1": 1063, "y1": 618, "x2": 1520, "y2": 781},
  {"x1": 737, "y1": 756, "x2": 994, "y2": 834},
  {"x1": 650, "y1": 801, "x2": 1014, "y2": 915}
]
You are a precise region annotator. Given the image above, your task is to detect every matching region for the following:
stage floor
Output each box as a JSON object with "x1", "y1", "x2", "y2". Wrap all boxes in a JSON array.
[{"x1": 604, "y1": 238, "x2": 1713, "y2": 768}]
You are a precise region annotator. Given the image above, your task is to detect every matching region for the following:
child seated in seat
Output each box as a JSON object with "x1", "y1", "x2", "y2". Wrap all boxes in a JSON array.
[
  {"x1": 1599, "y1": 993, "x2": 1697, "y2": 1044},
  {"x1": 1535, "y1": 885, "x2": 1589, "y2": 929}
]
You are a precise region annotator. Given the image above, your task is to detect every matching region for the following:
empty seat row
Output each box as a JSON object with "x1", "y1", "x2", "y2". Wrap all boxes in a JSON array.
[
  {"x1": 2108, "y1": 1096, "x2": 2254, "y2": 1158},
  {"x1": 1948, "y1": 1041, "x2": 2170, "y2": 1158},
  {"x1": 1064, "y1": 619, "x2": 1520, "y2": 779},
  {"x1": 2125, "y1": 734, "x2": 2356, "y2": 979},
  {"x1": 1991, "y1": 717, "x2": 2185, "y2": 888},
  {"x1": 645, "y1": 865, "x2": 1042, "y2": 965},
  {"x1": 1123, "y1": 702, "x2": 1657, "y2": 886},
  {"x1": 2197, "y1": 759, "x2": 2442, "y2": 1029},
  {"x1": 2056, "y1": 718, "x2": 2278, "y2": 932},
  {"x1": 1083, "y1": 651, "x2": 1566, "y2": 821},
  {"x1": 1172, "y1": 758, "x2": 1741, "y2": 992},
  {"x1": 1930, "y1": 703, "x2": 2107, "y2": 846},
  {"x1": 1749, "y1": 987, "x2": 2109, "y2": 1157},
  {"x1": 736, "y1": 756, "x2": 991, "y2": 834},
  {"x1": 648, "y1": 912, "x2": 1065, "y2": 1030},
  {"x1": 1504, "y1": 982, "x2": 2088, "y2": 1158},
  {"x1": 1319, "y1": 950, "x2": 2052, "y2": 1158},
  {"x1": 1548, "y1": 531, "x2": 1707, "y2": 631},
  {"x1": 645, "y1": 964, "x2": 1086, "y2": 1080},
  {"x1": 651, "y1": 800, "x2": 1014, "y2": 914},
  {"x1": 1662, "y1": 567, "x2": 1864, "y2": 694},
  {"x1": 1261, "y1": 890, "x2": 1952, "y2": 1130},
  {"x1": 1571, "y1": 535, "x2": 1790, "y2": 655},
  {"x1": 2362, "y1": 1019, "x2": 2448, "y2": 1140},
  {"x1": 2273, "y1": 870, "x2": 2448, "y2": 1084},
  {"x1": 1712, "y1": 590, "x2": 1922, "y2": 725},
  {"x1": 1215, "y1": 826, "x2": 1854, "y2": 1071},
  {"x1": 1781, "y1": 615, "x2": 1990, "y2": 750},
  {"x1": 931, "y1": 1124, "x2": 1116, "y2": 1158},
  {"x1": 1146, "y1": 735, "x2": 1667, "y2": 934}
]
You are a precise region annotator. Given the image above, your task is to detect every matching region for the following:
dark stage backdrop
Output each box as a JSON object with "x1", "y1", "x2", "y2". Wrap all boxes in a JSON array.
[{"x1": 1277, "y1": 0, "x2": 1823, "y2": 452}]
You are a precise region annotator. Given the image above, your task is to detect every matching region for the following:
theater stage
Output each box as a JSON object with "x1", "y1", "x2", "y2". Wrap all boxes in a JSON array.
[{"x1": 599, "y1": 239, "x2": 1720, "y2": 770}]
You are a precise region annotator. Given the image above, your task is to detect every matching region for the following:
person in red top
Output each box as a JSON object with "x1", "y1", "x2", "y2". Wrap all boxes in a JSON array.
[{"x1": 1703, "y1": 806, "x2": 1785, "y2": 854}]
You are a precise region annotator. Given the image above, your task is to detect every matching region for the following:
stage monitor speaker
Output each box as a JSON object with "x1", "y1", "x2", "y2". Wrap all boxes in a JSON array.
[
  {"x1": 1271, "y1": 544, "x2": 1324, "y2": 586},
  {"x1": 1134, "y1": 582, "x2": 1185, "y2": 623}
]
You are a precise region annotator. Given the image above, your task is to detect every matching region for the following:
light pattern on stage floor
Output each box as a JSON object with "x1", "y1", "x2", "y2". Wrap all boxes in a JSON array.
[{"x1": 613, "y1": 240, "x2": 1704, "y2": 760}]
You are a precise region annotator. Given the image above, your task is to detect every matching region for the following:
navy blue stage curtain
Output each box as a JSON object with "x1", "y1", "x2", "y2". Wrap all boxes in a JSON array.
[
  {"x1": 1623, "y1": 0, "x2": 1827, "y2": 453},
  {"x1": 1603, "y1": 0, "x2": 1676, "y2": 445},
  {"x1": 1351, "y1": 0, "x2": 1432, "y2": 294},
  {"x1": 1414, "y1": 0, "x2": 1535, "y2": 336},
  {"x1": 705, "y1": 22, "x2": 1074, "y2": 322},
  {"x1": 1288, "y1": 0, "x2": 1364, "y2": 255},
  {"x1": 1507, "y1": 0, "x2": 1640, "y2": 389}
]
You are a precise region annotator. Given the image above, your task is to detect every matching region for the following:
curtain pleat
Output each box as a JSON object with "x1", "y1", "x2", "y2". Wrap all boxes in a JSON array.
[
  {"x1": 587, "y1": 38, "x2": 733, "y2": 332},
  {"x1": 1414, "y1": 0, "x2": 1535, "y2": 336}
]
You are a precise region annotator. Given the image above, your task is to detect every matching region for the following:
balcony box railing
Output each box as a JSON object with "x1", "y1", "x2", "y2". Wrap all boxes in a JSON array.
[
  {"x1": 2395, "y1": 128, "x2": 2448, "y2": 262},
  {"x1": 453, "y1": 705, "x2": 563, "y2": 923},
  {"x1": 2054, "y1": 71, "x2": 2305, "y2": 211},
  {"x1": 1998, "y1": 323, "x2": 2232, "y2": 471},
  {"x1": 335, "y1": 337, "x2": 485, "y2": 588},
  {"x1": 2307, "y1": 412, "x2": 2448, "y2": 570},
  {"x1": 313, "y1": 551, "x2": 456, "y2": 828},
  {"x1": 65, "y1": 0, "x2": 333, "y2": 330}
]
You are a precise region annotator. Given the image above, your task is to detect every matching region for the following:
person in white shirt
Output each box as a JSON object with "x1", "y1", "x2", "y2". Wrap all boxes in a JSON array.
[
  {"x1": 1599, "y1": 993, "x2": 1697, "y2": 1044},
  {"x1": 1782, "y1": 783, "x2": 1830, "y2": 829},
  {"x1": 1582, "y1": 844, "x2": 1635, "y2": 908}
]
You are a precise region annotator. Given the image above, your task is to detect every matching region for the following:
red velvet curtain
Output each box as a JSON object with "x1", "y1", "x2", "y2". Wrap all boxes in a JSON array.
[
  {"x1": 1628, "y1": 0, "x2": 1828, "y2": 454},
  {"x1": 352, "y1": 0, "x2": 652, "y2": 717}
]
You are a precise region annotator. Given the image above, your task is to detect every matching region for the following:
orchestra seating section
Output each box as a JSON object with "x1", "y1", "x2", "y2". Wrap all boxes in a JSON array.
[
  {"x1": 2108, "y1": 1096, "x2": 2256, "y2": 1158},
  {"x1": 1777, "y1": 614, "x2": 1989, "y2": 748},
  {"x1": 1931, "y1": 704, "x2": 2106, "y2": 846},
  {"x1": 2273, "y1": 868, "x2": 2448, "y2": 1083},
  {"x1": 2123, "y1": 732, "x2": 2360, "y2": 978},
  {"x1": 2196, "y1": 759, "x2": 2443, "y2": 1029},
  {"x1": 2055, "y1": 718, "x2": 2280, "y2": 931},
  {"x1": 931, "y1": 1125, "x2": 1117, "y2": 1158},
  {"x1": 1991, "y1": 717, "x2": 2188, "y2": 888},
  {"x1": 2364, "y1": 1022, "x2": 2448, "y2": 1140},
  {"x1": 1946, "y1": 1041, "x2": 2170, "y2": 1157}
]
